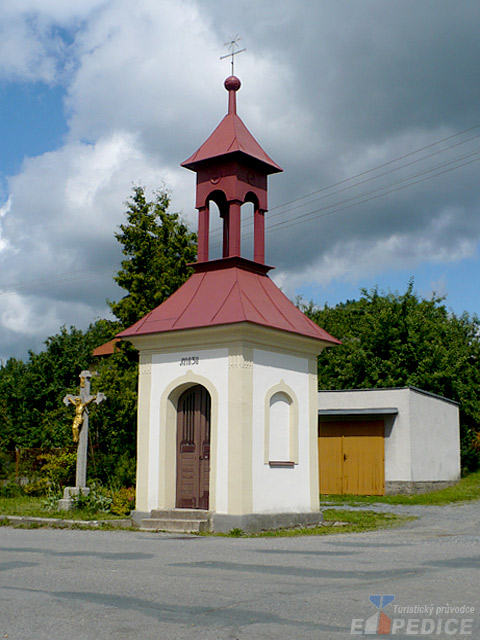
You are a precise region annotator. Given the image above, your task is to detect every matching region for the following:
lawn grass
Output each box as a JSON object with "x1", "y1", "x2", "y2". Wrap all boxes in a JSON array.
[
  {"x1": 320, "y1": 469, "x2": 480, "y2": 506},
  {"x1": 0, "y1": 495, "x2": 124, "y2": 521},
  {"x1": 220, "y1": 509, "x2": 415, "y2": 538}
]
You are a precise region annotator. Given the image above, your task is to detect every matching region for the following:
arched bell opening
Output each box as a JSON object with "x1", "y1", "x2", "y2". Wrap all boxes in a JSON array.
[
  {"x1": 201, "y1": 190, "x2": 228, "y2": 261},
  {"x1": 244, "y1": 191, "x2": 264, "y2": 264},
  {"x1": 240, "y1": 201, "x2": 254, "y2": 261},
  {"x1": 207, "y1": 200, "x2": 223, "y2": 260},
  {"x1": 198, "y1": 189, "x2": 266, "y2": 263}
]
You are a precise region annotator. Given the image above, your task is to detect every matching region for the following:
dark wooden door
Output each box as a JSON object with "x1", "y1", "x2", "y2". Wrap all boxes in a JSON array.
[{"x1": 176, "y1": 385, "x2": 211, "y2": 509}]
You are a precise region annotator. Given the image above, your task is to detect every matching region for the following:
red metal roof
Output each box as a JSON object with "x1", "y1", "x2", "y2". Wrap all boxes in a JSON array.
[
  {"x1": 92, "y1": 338, "x2": 121, "y2": 357},
  {"x1": 181, "y1": 110, "x2": 282, "y2": 175},
  {"x1": 117, "y1": 258, "x2": 340, "y2": 345}
]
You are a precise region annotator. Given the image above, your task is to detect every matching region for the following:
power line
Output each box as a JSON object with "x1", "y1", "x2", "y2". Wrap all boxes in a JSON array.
[
  {"x1": 209, "y1": 123, "x2": 480, "y2": 241},
  {"x1": 268, "y1": 122, "x2": 480, "y2": 214},
  {"x1": 266, "y1": 154, "x2": 480, "y2": 235},
  {"x1": 0, "y1": 263, "x2": 117, "y2": 297},
  {"x1": 3, "y1": 122, "x2": 480, "y2": 296}
]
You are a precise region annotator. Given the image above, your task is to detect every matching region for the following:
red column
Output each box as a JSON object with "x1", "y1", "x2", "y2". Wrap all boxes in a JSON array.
[
  {"x1": 228, "y1": 201, "x2": 241, "y2": 257},
  {"x1": 222, "y1": 210, "x2": 229, "y2": 257},
  {"x1": 253, "y1": 209, "x2": 265, "y2": 263},
  {"x1": 197, "y1": 206, "x2": 209, "y2": 262}
]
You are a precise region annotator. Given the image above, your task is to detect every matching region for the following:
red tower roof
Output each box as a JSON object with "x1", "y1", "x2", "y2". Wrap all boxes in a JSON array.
[
  {"x1": 117, "y1": 75, "x2": 339, "y2": 350},
  {"x1": 117, "y1": 258, "x2": 339, "y2": 345},
  {"x1": 181, "y1": 76, "x2": 282, "y2": 175}
]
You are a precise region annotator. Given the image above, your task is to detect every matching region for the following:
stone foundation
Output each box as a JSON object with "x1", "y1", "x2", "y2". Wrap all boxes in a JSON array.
[
  {"x1": 130, "y1": 510, "x2": 150, "y2": 527},
  {"x1": 211, "y1": 511, "x2": 323, "y2": 534},
  {"x1": 57, "y1": 486, "x2": 90, "y2": 511},
  {"x1": 385, "y1": 480, "x2": 458, "y2": 496},
  {"x1": 132, "y1": 509, "x2": 323, "y2": 533}
]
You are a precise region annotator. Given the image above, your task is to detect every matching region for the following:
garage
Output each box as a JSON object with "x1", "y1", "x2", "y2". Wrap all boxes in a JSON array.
[
  {"x1": 318, "y1": 387, "x2": 460, "y2": 495},
  {"x1": 318, "y1": 411, "x2": 395, "y2": 495}
]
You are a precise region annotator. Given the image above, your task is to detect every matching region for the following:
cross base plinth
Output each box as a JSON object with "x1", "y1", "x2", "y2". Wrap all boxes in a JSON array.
[{"x1": 58, "y1": 486, "x2": 90, "y2": 511}]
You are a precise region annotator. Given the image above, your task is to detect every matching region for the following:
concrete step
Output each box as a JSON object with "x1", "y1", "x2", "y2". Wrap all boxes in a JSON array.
[
  {"x1": 140, "y1": 509, "x2": 212, "y2": 533},
  {"x1": 140, "y1": 517, "x2": 210, "y2": 533},
  {"x1": 149, "y1": 508, "x2": 210, "y2": 520}
]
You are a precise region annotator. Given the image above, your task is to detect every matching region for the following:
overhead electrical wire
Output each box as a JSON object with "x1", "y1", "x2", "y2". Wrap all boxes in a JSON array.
[
  {"x1": 210, "y1": 122, "x2": 480, "y2": 243},
  {"x1": 268, "y1": 122, "x2": 480, "y2": 215},
  {"x1": 0, "y1": 264, "x2": 116, "y2": 297},
  {"x1": 265, "y1": 153, "x2": 480, "y2": 235},
  {"x1": 2, "y1": 122, "x2": 480, "y2": 296},
  {"x1": 208, "y1": 149, "x2": 480, "y2": 251}
]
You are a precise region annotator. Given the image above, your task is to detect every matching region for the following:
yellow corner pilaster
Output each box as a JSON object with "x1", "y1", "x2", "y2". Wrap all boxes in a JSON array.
[
  {"x1": 308, "y1": 356, "x2": 320, "y2": 511},
  {"x1": 136, "y1": 354, "x2": 152, "y2": 512},
  {"x1": 228, "y1": 345, "x2": 253, "y2": 514}
]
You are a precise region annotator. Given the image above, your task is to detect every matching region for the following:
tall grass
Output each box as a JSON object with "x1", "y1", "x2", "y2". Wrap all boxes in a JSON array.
[
  {"x1": 321, "y1": 470, "x2": 480, "y2": 506},
  {"x1": 0, "y1": 495, "x2": 124, "y2": 520}
]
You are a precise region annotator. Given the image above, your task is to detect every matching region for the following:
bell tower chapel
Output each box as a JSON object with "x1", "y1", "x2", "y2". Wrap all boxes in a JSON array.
[{"x1": 119, "y1": 74, "x2": 339, "y2": 532}]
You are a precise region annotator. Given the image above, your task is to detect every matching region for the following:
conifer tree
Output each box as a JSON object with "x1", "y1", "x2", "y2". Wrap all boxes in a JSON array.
[{"x1": 110, "y1": 186, "x2": 197, "y2": 328}]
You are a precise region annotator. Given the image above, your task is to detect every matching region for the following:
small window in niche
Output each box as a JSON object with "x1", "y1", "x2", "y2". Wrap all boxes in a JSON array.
[{"x1": 269, "y1": 392, "x2": 291, "y2": 463}]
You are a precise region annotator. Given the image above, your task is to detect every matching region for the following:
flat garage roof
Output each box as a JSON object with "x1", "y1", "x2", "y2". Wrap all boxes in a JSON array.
[{"x1": 318, "y1": 408, "x2": 399, "y2": 417}]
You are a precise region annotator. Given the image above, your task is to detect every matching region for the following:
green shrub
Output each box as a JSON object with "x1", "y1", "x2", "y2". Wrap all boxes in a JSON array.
[
  {"x1": 70, "y1": 482, "x2": 112, "y2": 514},
  {"x1": 42, "y1": 483, "x2": 62, "y2": 512},
  {"x1": 0, "y1": 480, "x2": 23, "y2": 498},
  {"x1": 0, "y1": 451, "x2": 14, "y2": 480},
  {"x1": 90, "y1": 452, "x2": 136, "y2": 487},
  {"x1": 37, "y1": 450, "x2": 76, "y2": 486},
  {"x1": 23, "y1": 477, "x2": 50, "y2": 496},
  {"x1": 110, "y1": 486, "x2": 135, "y2": 516}
]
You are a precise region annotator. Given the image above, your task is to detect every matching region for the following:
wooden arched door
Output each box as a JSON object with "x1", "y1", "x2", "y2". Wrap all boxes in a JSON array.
[{"x1": 176, "y1": 385, "x2": 211, "y2": 509}]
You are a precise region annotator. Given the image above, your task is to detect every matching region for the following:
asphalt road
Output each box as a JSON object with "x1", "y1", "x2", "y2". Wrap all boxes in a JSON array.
[{"x1": 1, "y1": 502, "x2": 479, "y2": 639}]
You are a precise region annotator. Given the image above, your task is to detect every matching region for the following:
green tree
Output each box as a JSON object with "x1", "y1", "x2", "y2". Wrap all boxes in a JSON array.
[
  {"x1": 109, "y1": 185, "x2": 197, "y2": 328},
  {"x1": 0, "y1": 320, "x2": 116, "y2": 451},
  {"x1": 0, "y1": 184, "x2": 199, "y2": 485},
  {"x1": 88, "y1": 342, "x2": 139, "y2": 485},
  {"x1": 303, "y1": 282, "x2": 480, "y2": 470},
  {"x1": 89, "y1": 185, "x2": 198, "y2": 483}
]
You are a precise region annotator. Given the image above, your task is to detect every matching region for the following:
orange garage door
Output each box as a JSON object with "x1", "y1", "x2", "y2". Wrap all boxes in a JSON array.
[{"x1": 318, "y1": 420, "x2": 385, "y2": 495}]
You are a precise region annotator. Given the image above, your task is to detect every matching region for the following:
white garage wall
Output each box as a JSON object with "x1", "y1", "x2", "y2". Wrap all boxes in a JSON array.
[
  {"x1": 318, "y1": 387, "x2": 460, "y2": 484},
  {"x1": 409, "y1": 390, "x2": 460, "y2": 482}
]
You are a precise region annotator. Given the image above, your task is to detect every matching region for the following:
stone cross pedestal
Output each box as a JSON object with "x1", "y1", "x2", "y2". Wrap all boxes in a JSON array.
[{"x1": 58, "y1": 370, "x2": 105, "y2": 510}]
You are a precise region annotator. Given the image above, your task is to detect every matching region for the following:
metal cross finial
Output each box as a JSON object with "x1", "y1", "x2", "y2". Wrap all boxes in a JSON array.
[{"x1": 220, "y1": 35, "x2": 246, "y2": 75}]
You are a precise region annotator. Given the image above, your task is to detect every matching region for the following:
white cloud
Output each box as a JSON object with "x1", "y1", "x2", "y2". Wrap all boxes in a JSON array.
[
  {"x1": 0, "y1": 197, "x2": 11, "y2": 252},
  {"x1": 1, "y1": 0, "x2": 480, "y2": 360},
  {"x1": 0, "y1": 0, "x2": 107, "y2": 83},
  {"x1": 0, "y1": 130, "x2": 198, "y2": 361},
  {"x1": 427, "y1": 275, "x2": 448, "y2": 300},
  {"x1": 274, "y1": 214, "x2": 478, "y2": 298}
]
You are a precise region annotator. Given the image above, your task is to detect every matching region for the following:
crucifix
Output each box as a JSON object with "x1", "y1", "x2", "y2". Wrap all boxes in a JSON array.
[
  {"x1": 220, "y1": 35, "x2": 246, "y2": 75},
  {"x1": 63, "y1": 370, "x2": 106, "y2": 490}
]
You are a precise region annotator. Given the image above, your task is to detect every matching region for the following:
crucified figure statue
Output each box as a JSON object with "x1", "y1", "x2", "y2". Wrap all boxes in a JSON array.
[
  {"x1": 63, "y1": 371, "x2": 106, "y2": 489},
  {"x1": 66, "y1": 394, "x2": 96, "y2": 443}
]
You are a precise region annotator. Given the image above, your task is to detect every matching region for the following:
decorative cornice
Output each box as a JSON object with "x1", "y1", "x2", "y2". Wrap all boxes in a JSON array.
[
  {"x1": 191, "y1": 255, "x2": 273, "y2": 275},
  {"x1": 229, "y1": 346, "x2": 253, "y2": 369},
  {"x1": 139, "y1": 362, "x2": 152, "y2": 375}
]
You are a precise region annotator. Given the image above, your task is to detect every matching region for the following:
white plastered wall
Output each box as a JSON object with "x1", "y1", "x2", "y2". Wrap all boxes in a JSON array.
[
  {"x1": 409, "y1": 390, "x2": 460, "y2": 481},
  {"x1": 146, "y1": 347, "x2": 229, "y2": 513},
  {"x1": 252, "y1": 348, "x2": 313, "y2": 513}
]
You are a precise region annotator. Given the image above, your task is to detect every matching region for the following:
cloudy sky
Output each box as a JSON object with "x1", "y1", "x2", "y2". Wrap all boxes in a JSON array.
[{"x1": 1, "y1": 0, "x2": 480, "y2": 361}]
